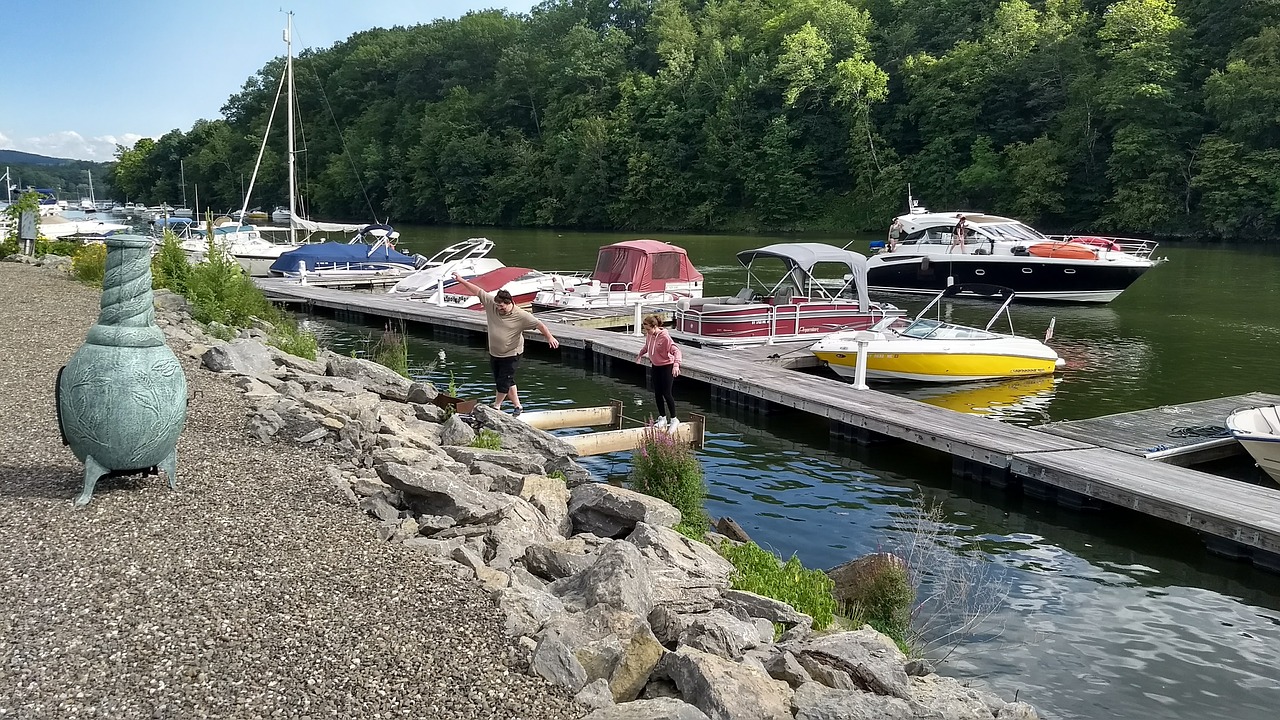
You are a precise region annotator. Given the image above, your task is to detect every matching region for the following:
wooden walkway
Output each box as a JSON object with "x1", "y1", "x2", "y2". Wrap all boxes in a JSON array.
[
  {"x1": 256, "y1": 279, "x2": 1280, "y2": 571},
  {"x1": 1036, "y1": 392, "x2": 1280, "y2": 465}
]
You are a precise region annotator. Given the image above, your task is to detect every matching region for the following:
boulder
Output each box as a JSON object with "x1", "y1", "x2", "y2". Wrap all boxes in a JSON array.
[
  {"x1": 202, "y1": 339, "x2": 276, "y2": 375},
  {"x1": 549, "y1": 541, "x2": 653, "y2": 618},
  {"x1": 628, "y1": 523, "x2": 735, "y2": 614},
  {"x1": 375, "y1": 463, "x2": 510, "y2": 524},
  {"x1": 581, "y1": 697, "x2": 710, "y2": 720},
  {"x1": 787, "y1": 627, "x2": 911, "y2": 700},
  {"x1": 471, "y1": 404, "x2": 579, "y2": 458},
  {"x1": 791, "y1": 681, "x2": 913, "y2": 720},
  {"x1": 657, "y1": 647, "x2": 794, "y2": 720},
  {"x1": 569, "y1": 484, "x2": 681, "y2": 538},
  {"x1": 324, "y1": 351, "x2": 416, "y2": 402}
]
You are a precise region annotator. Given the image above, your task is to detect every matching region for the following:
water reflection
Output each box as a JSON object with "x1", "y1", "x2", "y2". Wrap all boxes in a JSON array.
[{"x1": 304, "y1": 316, "x2": 1280, "y2": 720}]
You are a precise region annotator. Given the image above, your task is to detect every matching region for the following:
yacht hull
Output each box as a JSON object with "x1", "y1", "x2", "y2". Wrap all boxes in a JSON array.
[{"x1": 865, "y1": 255, "x2": 1149, "y2": 303}]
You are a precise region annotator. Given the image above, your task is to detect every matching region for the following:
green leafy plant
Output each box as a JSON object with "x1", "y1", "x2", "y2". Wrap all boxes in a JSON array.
[
  {"x1": 151, "y1": 229, "x2": 191, "y2": 291},
  {"x1": 34, "y1": 239, "x2": 80, "y2": 257},
  {"x1": 718, "y1": 541, "x2": 839, "y2": 631},
  {"x1": 630, "y1": 426, "x2": 710, "y2": 538},
  {"x1": 548, "y1": 470, "x2": 567, "y2": 481},
  {"x1": 70, "y1": 243, "x2": 106, "y2": 286},
  {"x1": 371, "y1": 321, "x2": 409, "y2": 377},
  {"x1": 470, "y1": 428, "x2": 502, "y2": 450},
  {"x1": 1, "y1": 191, "x2": 40, "y2": 255},
  {"x1": 269, "y1": 317, "x2": 318, "y2": 360}
]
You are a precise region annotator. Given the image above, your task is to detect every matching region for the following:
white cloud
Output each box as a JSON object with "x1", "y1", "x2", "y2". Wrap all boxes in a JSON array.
[{"x1": 2, "y1": 130, "x2": 150, "y2": 162}]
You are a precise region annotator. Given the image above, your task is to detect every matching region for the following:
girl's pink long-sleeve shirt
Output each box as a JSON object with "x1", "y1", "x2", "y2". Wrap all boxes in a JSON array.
[{"x1": 639, "y1": 328, "x2": 682, "y2": 367}]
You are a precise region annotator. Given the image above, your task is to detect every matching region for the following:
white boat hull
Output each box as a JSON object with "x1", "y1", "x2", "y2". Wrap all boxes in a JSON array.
[{"x1": 1227, "y1": 406, "x2": 1280, "y2": 483}]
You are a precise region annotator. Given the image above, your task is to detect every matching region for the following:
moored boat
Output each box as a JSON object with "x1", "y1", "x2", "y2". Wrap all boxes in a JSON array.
[
  {"x1": 671, "y1": 243, "x2": 903, "y2": 347},
  {"x1": 811, "y1": 284, "x2": 1064, "y2": 383},
  {"x1": 1226, "y1": 406, "x2": 1280, "y2": 483},
  {"x1": 389, "y1": 237, "x2": 506, "y2": 297},
  {"x1": 867, "y1": 198, "x2": 1163, "y2": 303},
  {"x1": 533, "y1": 239, "x2": 704, "y2": 310}
]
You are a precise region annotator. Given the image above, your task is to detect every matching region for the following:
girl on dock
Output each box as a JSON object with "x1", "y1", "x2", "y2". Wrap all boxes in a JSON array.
[{"x1": 635, "y1": 315, "x2": 683, "y2": 432}]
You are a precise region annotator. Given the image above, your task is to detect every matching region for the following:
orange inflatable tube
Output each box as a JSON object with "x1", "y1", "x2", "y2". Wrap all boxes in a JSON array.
[{"x1": 1027, "y1": 242, "x2": 1098, "y2": 260}]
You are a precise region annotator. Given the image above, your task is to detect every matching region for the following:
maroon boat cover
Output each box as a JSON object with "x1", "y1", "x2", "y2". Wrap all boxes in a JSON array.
[{"x1": 591, "y1": 240, "x2": 703, "y2": 292}]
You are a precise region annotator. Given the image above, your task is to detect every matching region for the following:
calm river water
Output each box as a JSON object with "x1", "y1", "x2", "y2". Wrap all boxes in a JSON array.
[{"x1": 307, "y1": 225, "x2": 1280, "y2": 720}]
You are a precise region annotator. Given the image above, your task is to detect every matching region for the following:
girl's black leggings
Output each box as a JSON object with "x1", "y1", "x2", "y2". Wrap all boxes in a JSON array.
[{"x1": 651, "y1": 363, "x2": 676, "y2": 418}]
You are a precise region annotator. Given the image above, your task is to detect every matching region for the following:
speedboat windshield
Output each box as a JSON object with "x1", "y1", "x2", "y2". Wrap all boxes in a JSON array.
[
  {"x1": 899, "y1": 318, "x2": 1000, "y2": 340},
  {"x1": 973, "y1": 222, "x2": 1047, "y2": 243}
]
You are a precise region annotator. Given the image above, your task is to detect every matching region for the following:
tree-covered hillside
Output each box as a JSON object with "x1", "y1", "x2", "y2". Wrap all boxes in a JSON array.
[{"x1": 104, "y1": 0, "x2": 1280, "y2": 239}]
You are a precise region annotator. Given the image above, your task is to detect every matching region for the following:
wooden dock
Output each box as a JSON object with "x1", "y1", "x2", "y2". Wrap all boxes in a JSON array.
[
  {"x1": 1036, "y1": 392, "x2": 1280, "y2": 465},
  {"x1": 255, "y1": 279, "x2": 1280, "y2": 571}
]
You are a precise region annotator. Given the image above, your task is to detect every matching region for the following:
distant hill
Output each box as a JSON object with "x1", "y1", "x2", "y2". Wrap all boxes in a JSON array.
[{"x1": 0, "y1": 149, "x2": 73, "y2": 166}]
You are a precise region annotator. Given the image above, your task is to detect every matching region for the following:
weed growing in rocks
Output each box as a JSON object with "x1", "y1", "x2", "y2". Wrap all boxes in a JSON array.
[
  {"x1": 894, "y1": 496, "x2": 1010, "y2": 661},
  {"x1": 718, "y1": 541, "x2": 838, "y2": 631},
  {"x1": 151, "y1": 230, "x2": 190, "y2": 291},
  {"x1": 470, "y1": 429, "x2": 502, "y2": 450},
  {"x1": 71, "y1": 243, "x2": 106, "y2": 286},
  {"x1": 371, "y1": 322, "x2": 410, "y2": 377},
  {"x1": 630, "y1": 426, "x2": 710, "y2": 538},
  {"x1": 831, "y1": 552, "x2": 914, "y2": 652}
]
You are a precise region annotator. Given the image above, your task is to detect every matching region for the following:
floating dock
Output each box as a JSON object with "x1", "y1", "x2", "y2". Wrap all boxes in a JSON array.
[{"x1": 256, "y1": 279, "x2": 1280, "y2": 571}]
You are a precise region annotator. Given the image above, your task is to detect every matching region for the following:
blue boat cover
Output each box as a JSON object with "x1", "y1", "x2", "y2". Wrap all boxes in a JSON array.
[{"x1": 269, "y1": 241, "x2": 419, "y2": 273}]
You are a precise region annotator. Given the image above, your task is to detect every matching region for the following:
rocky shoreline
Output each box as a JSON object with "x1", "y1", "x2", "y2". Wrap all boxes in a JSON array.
[{"x1": 2, "y1": 255, "x2": 1040, "y2": 719}]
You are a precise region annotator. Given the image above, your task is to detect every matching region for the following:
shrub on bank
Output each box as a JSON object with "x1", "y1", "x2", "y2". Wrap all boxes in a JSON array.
[
  {"x1": 470, "y1": 429, "x2": 502, "y2": 450},
  {"x1": 71, "y1": 243, "x2": 106, "y2": 286},
  {"x1": 630, "y1": 426, "x2": 710, "y2": 538},
  {"x1": 151, "y1": 232, "x2": 319, "y2": 360},
  {"x1": 371, "y1": 322, "x2": 410, "y2": 377},
  {"x1": 717, "y1": 540, "x2": 839, "y2": 631}
]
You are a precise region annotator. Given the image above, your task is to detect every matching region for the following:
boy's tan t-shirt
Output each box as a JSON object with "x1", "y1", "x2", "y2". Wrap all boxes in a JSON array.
[{"x1": 478, "y1": 289, "x2": 539, "y2": 357}]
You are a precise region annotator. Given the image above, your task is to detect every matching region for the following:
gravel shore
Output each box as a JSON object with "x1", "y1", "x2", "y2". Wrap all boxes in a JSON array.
[{"x1": 0, "y1": 261, "x2": 583, "y2": 719}]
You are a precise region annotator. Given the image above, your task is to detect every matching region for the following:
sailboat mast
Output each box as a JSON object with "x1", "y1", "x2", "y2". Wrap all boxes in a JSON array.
[
  {"x1": 285, "y1": 12, "x2": 298, "y2": 245},
  {"x1": 180, "y1": 159, "x2": 187, "y2": 207},
  {"x1": 87, "y1": 170, "x2": 94, "y2": 204}
]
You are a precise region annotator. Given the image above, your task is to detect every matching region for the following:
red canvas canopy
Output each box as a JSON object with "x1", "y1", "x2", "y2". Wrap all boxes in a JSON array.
[{"x1": 590, "y1": 240, "x2": 703, "y2": 293}]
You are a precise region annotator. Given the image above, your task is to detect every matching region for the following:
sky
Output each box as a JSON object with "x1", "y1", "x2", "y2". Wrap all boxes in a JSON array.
[{"x1": 0, "y1": 0, "x2": 536, "y2": 162}]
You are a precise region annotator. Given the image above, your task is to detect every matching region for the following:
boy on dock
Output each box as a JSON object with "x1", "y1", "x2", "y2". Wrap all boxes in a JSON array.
[
  {"x1": 635, "y1": 314, "x2": 683, "y2": 432},
  {"x1": 451, "y1": 272, "x2": 559, "y2": 416}
]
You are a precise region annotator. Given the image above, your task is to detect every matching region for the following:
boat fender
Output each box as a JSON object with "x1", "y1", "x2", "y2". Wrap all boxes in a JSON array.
[
  {"x1": 1011, "y1": 245, "x2": 1029, "y2": 257},
  {"x1": 920, "y1": 256, "x2": 931, "y2": 271}
]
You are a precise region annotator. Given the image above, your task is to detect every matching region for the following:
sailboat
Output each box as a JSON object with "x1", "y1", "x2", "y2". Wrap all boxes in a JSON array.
[
  {"x1": 236, "y1": 12, "x2": 422, "y2": 282},
  {"x1": 173, "y1": 161, "x2": 193, "y2": 218}
]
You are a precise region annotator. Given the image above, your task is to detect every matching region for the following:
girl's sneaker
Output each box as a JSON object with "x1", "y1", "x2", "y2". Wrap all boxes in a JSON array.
[
  {"x1": 666, "y1": 417, "x2": 680, "y2": 434},
  {"x1": 655, "y1": 416, "x2": 668, "y2": 429}
]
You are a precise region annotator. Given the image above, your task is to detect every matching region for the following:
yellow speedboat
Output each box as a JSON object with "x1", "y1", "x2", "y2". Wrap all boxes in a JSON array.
[{"x1": 811, "y1": 284, "x2": 1064, "y2": 383}]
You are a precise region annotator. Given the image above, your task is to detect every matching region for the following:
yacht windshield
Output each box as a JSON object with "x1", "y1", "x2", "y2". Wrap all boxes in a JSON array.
[{"x1": 975, "y1": 222, "x2": 1046, "y2": 243}]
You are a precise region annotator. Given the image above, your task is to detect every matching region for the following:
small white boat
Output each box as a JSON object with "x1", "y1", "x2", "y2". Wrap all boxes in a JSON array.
[
  {"x1": 811, "y1": 284, "x2": 1064, "y2": 383},
  {"x1": 389, "y1": 237, "x2": 506, "y2": 297},
  {"x1": 1226, "y1": 406, "x2": 1280, "y2": 483}
]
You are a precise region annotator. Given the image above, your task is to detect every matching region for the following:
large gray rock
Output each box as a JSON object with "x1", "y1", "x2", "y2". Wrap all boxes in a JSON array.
[
  {"x1": 483, "y1": 496, "x2": 565, "y2": 569},
  {"x1": 437, "y1": 414, "x2": 477, "y2": 447},
  {"x1": 539, "y1": 605, "x2": 664, "y2": 703},
  {"x1": 524, "y1": 538, "x2": 598, "y2": 580},
  {"x1": 495, "y1": 582, "x2": 565, "y2": 637},
  {"x1": 529, "y1": 636, "x2": 588, "y2": 693},
  {"x1": 202, "y1": 339, "x2": 276, "y2": 375},
  {"x1": 569, "y1": 484, "x2": 681, "y2": 538},
  {"x1": 581, "y1": 697, "x2": 710, "y2": 720},
  {"x1": 267, "y1": 345, "x2": 327, "y2": 376},
  {"x1": 375, "y1": 463, "x2": 509, "y2": 524},
  {"x1": 787, "y1": 628, "x2": 911, "y2": 700},
  {"x1": 446, "y1": 446, "x2": 548, "y2": 476},
  {"x1": 717, "y1": 589, "x2": 813, "y2": 630},
  {"x1": 521, "y1": 475, "x2": 572, "y2": 537},
  {"x1": 324, "y1": 351, "x2": 416, "y2": 402},
  {"x1": 791, "y1": 682, "x2": 913, "y2": 720},
  {"x1": 677, "y1": 609, "x2": 761, "y2": 660},
  {"x1": 628, "y1": 524, "x2": 735, "y2": 614},
  {"x1": 471, "y1": 404, "x2": 579, "y2": 458},
  {"x1": 658, "y1": 647, "x2": 794, "y2": 720},
  {"x1": 549, "y1": 541, "x2": 654, "y2": 617}
]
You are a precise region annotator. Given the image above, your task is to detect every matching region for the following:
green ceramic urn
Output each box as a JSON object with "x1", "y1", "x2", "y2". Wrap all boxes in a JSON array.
[{"x1": 56, "y1": 235, "x2": 187, "y2": 506}]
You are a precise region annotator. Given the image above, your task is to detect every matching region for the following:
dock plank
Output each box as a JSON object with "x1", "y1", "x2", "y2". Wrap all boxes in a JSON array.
[{"x1": 1035, "y1": 392, "x2": 1280, "y2": 464}]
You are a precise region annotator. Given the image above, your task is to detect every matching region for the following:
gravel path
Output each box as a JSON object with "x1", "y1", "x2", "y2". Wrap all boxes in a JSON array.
[{"x1": 0, "y1": 262, "x2": 583, "y2": 719}]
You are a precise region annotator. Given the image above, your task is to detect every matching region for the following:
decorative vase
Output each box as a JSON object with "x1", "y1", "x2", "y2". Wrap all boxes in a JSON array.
[{"x1": 56, "y1": 235, "x2": 187, "y2": 506}]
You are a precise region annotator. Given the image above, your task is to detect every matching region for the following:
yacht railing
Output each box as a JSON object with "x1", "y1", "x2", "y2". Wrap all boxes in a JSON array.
[{"x1": 1045, "y1": 234, "x2": 1161, "y2": 259}]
